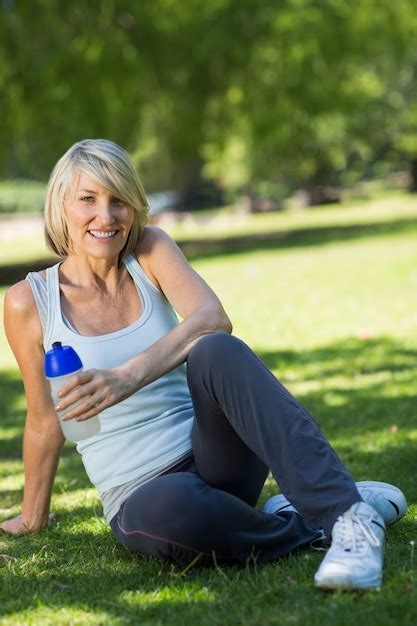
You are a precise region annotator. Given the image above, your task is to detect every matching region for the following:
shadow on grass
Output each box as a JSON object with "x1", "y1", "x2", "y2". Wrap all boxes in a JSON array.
[
  {"x1": 0, "y1": 369, "x2": 25, "y2": 419},
  {"x1": 256, "y1": 336, "x2": 417, "y2": 441},
  {"x1": 182, "y1": 215, "x2": 417, "y2": 262},
  {"x1": 1, "y1": 215, "x2": 417, "y2": 285},
  {"x1": 0, "y1": 558, "x2": 232, "y2": 625},
  {"x1": 0, "y1": 498, "x2": 416, "y2": 625},
  {"x1": 257, "y1": 337, "x2": 417, "y2": 500},
  {"x1": 1, "y1": 333, "x2": 416, "y2": 533},
  {"x1": 258, "y1": 336, "x2": 417, "y2": 382}
]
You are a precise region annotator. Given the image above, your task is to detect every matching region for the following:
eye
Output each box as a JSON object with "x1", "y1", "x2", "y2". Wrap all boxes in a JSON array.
[
  {"x1": 81, "y1": 195, "x2": 95, "y2": 203},
  {"x1": 112, "y1": 197, "x2": 124, "y2": 205}
]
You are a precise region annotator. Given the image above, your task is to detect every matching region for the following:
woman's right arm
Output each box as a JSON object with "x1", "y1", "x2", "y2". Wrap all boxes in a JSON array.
[{"x1": 1, "y1": 280, "x2": 65, "y2": 534}]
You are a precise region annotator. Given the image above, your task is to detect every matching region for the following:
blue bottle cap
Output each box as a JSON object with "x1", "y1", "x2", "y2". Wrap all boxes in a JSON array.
[{"x1": 45, "y1": 341, "x2": 83, "y2": 378}]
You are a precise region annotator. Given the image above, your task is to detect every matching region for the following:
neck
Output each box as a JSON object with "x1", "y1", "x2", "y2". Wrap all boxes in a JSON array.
[{"x1": 60, "y1": 252, "x2": 126, "y2": 292}]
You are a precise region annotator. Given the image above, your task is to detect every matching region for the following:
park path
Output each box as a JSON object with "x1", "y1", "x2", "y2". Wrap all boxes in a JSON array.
[
  {"x1": 1, "y1": 211, "x2": 416, "y2": 287},
  {"x1": 0, "y1": 211, "x2": 207, "y2": 241},
  {"x1": 0, "y1": 214, "x2": 44, "y2": 241}
]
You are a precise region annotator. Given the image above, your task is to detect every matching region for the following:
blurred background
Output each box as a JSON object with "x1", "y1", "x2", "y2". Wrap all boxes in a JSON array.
[
  {"x1": 1, "y1": 5, "x2": 417, "y2": 623},
  {"x1": 1, "y1": 0, "x2": 417, "y2": 217}
]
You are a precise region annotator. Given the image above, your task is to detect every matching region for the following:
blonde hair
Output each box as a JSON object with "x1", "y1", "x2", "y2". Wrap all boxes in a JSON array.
[{"x1": 44, "y1": 139, "x2": 149, "y2": 259}]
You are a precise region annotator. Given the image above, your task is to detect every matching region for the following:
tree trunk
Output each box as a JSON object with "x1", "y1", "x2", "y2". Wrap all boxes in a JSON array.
[
  {"x1": 178, "y1": 159, "x2": 223, "y2": 210},
  {"x1": 410, "y1": 157, "x2": 417, "y2": 193}
]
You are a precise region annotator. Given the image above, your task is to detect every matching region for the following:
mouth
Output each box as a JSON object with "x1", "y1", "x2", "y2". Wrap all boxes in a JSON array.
[{"x1": 88, "y1": 229, "x2": 119, "y2": 240}]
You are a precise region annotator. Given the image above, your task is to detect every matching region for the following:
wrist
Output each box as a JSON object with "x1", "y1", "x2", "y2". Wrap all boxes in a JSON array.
[{"x1": 119, "y1": 358, "x2": 143, "y2": 394}]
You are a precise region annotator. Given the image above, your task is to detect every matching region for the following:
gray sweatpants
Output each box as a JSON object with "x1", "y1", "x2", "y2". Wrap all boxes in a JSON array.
[{"x1": 110, "y1": 333, "x2": 361, "y2": 566}]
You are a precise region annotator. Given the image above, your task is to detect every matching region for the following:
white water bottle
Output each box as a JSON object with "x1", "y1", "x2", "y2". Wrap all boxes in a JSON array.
[{"x1": 45, "y1": 341, "x2": 100, "y2": 442}]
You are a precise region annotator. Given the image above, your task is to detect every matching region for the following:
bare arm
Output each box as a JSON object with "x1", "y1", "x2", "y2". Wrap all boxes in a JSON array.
[
  {"x1": 1, "y1": 281, "x2": 64, "y2": 534},
  {"x1": 57, "y1": 226, "x2": 232, "y2": 419},
  {"x1": 123, "y1": 225, "x2": 233, "y2": 385}
]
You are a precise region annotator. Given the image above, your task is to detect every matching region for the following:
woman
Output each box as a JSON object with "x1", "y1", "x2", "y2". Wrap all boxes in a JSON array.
[{"x1": 1, "y1": 139, "x2": 406, "y2": 590}]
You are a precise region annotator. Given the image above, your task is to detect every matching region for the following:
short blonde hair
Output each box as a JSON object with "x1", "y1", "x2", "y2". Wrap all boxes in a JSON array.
[{"x1": 44, "y1": 139, "x2": 149, "y2": 259}]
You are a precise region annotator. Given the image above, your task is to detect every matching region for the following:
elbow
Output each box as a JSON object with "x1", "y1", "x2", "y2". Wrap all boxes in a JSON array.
[
  {"x1": 25, "y1": 412, "x2": 65, "y2": 447},
  {"x1": 222, "y1": 314, "x2": 233, "y2": 335},
  {"x1": 213, "y1": 307, "x2": 233, "y2": 335},
  {"x1": 192, "y1": 304, "x2": 233, "y2": 340}
]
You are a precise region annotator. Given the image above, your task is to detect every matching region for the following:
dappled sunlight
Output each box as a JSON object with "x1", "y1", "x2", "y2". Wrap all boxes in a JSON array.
[
  {"x1": 259, "y1": 336, "x2": 417, "y2": 384},
  {"x1": 52, "y1": 487, "x2": 101, "y2": 512},
  {"x1": 0, "y1": 426, "x2": 26, "y2": 441},
  {"x1": 1, "y1": 199, "x2": 417, "y2": 625},
  {"x1": 0, "y1": 569, "x2": 221, "y2": 626},
  {"x1": 0, "y1": 369, "x2": 26, "y2": 415},
  {"x1": 57, "y1": 516, "x2": 109, "y2": 537},
  {"x1": 249, "y1": 336, "x2": 417, "y2": 454},
  {"x1": 3, "y1": 607, "x2": 118, "y2": 626},
  {"x1": 335, "y1": 430, "x2": 417, "y2": 457},
  {"x1": 120, "y1": 583, "x2": 216, "y2": 607},
  {"x1": 0, "y1": 465, "x2": 24, "y2": 491}
]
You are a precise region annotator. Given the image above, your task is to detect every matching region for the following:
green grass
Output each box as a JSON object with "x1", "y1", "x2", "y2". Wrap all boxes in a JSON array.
[
  {"x1": 162, "y1": 191, "x2": 417, "y2": 241},
  {"x1": 0, "y1": 196, "x2": 417, "y2": 625},
  {"x1": 0, "y1": 180, "x2": 45, "y2": 214},
  {"x1": 0, "y1": 231, "x2": 49, "y2": 267}
]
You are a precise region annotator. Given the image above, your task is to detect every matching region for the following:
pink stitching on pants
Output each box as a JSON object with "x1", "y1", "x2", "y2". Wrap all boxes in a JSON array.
[{"x1": 116, "y1": 518, "x2": 231, "y2": 560}]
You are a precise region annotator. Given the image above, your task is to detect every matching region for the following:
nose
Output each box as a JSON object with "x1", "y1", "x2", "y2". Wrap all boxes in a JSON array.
[{"x1": 95, "y1": 198, "x2": 116, "y2": 225}]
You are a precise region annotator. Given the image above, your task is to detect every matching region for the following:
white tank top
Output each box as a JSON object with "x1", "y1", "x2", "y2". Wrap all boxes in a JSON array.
[{"x1": 26, "y1": 254, "x2": 194, "y2": 520}]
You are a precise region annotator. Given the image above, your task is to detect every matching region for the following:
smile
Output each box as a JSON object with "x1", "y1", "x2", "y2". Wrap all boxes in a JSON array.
[{"x1": 88, "y1": 230, "x2": 118, "y2": 239}]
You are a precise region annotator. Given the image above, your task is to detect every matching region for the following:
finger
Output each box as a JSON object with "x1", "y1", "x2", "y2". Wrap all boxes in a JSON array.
[
  {"x1": 58, "y1": 370, "x2": 95, "y2": 398},
  {"x1": 56, "y1": 382, "x2": 97, "y2": 412},
  {"x1": 58, "y1": 371, "x2": 94, "y2": 398},
  {"x1": 61, "y1": 396, "x2": 100, "y2": 420},
  {"x1": 74, "y1": 399, "x2": 106, "y2": 421}
]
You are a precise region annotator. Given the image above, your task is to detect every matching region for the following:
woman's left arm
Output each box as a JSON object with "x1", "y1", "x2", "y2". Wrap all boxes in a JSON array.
[
  {"x1": 123, "y1": 226, "x2": 233, "y2": 384},
  {"x1": 57, "y1": 227, "x2": 232, "y2": 419}
]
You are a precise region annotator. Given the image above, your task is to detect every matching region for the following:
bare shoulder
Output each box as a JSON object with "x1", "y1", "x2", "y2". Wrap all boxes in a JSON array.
[
  {"x1": 4, "y1": 279, "x2": 43, "y2": 344},
  {"x1": 136, "y1": 225, "x2": 176, "y2": 254},
  {"x1": 5, "y1": 279, "x2": 37, "y2": 314},
  {"x1": 135, "y1": 226, "x2": 183, "y2": 288}
]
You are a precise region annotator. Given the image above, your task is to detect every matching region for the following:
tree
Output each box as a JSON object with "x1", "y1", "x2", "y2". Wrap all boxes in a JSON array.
[
  {"x1": 201, "y1": 0, "x2": 417, "y2": 198},
  {"x1": 2, "y1": 0, "x2": 417, "y2": 203}
]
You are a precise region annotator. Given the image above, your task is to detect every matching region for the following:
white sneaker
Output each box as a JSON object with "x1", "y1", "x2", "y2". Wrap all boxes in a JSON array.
[
  {"x1": 314, "y1": 501, "x2": 385, "y2": 590},
  {"x1": 263, "y1": 493, "x2": 298, "y2": 516},
  {"x1": 262, "y1": 480, "x2": 406, "y2": 527},
  {"x1": 355, "y1": 481, "x2": 407, "y2": 525}
]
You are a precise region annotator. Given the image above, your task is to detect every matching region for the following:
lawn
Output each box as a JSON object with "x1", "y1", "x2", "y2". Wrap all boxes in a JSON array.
[{"x1": 0, "y1": 197, "x2": 416, "y2": 625}]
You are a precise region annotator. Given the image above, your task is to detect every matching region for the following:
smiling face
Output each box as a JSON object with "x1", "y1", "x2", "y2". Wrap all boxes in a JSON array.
[{"x1": 64, "y1": 172, "x2": 135, "y2": 260}]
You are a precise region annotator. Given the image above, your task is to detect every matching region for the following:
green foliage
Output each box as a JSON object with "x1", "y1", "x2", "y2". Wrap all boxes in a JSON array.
[
  {"x1": 2, "y1": 1, "x2": 417, "y2": 194},
  {"x1": 0, "y1": 180, "x2": 45, "y2": 213}
]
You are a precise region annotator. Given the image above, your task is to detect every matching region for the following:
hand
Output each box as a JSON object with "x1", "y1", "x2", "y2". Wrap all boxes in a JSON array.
[
  {"x1": 55, "y1": 367, "x2": 137, "y2": 421},
  {"x1": 0, "y1": 513, "x2": 55, "y2": 535}
]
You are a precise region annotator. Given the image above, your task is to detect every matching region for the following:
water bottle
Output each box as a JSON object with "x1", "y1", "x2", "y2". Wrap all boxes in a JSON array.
[{"x1": 45, "y1": 341, "x2": 100, "y2": 442}]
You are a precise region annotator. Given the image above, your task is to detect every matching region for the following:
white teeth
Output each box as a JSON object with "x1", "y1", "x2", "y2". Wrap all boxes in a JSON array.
[{"x1": 89, "y1": 230, "x2": 117, "y2": 238}]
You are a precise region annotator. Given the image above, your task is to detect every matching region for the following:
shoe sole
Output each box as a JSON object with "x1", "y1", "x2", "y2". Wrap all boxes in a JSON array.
[
  {"x1": 356, "y1": 480, "x2": 407, "y2": 522},
  {"x1": 315, "y1": 574, "x2": 381, "y2": 590}
]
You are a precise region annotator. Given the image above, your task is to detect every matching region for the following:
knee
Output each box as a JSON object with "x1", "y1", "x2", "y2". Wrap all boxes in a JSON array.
[
  {"x1": 116, "y1": 474, "x2": 211, "y2": 564},
  {"x1": 187, "y1": 332, "x2": 248, "y2": 376},
  {"x1": 122, "y1": 474, "x2": 203, "y2": 537}
]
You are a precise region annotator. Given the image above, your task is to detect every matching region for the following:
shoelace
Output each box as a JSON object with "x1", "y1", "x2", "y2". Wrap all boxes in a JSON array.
[
  {"x1": 310, "y1": 535, "x2": 330, "y2": 552},
  {"x1": 333, "y1": 507, "x2": 382, "y2": 552}
]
